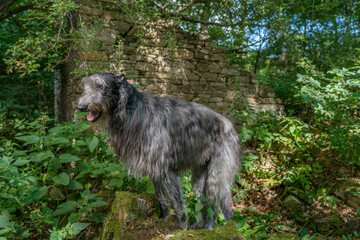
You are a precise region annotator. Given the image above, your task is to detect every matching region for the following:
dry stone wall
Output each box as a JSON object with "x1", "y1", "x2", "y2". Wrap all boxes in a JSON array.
[{"x1": 74, "y1": 0, "x2": 283, "y2": 123}]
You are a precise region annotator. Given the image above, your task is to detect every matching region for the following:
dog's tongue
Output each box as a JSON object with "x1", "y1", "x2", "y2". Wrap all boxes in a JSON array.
[{"x1": 87, "y1": 111, "x2": 99, "y2": 122}]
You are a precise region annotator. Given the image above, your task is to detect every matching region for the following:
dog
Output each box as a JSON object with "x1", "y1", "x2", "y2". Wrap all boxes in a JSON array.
[{"x1": 77, "y1": 73, "x2": 242, "y2": 230}]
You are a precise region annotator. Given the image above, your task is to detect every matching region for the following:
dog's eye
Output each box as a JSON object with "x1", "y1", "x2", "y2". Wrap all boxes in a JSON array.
[{"x1": 98, "y1": 84, "x2": 105, "y2": 90}]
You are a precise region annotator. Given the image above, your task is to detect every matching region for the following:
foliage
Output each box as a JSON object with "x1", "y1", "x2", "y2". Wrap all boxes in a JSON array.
[
  {"x1": 296, "y1": 66, "x2": 360, "y2": 165},
  {"x1": 0, "y1": 114, "x2": 153, "y2": 239},
  {"x1": 0, "y1": 72, "x2": 54, "y2": 140}
]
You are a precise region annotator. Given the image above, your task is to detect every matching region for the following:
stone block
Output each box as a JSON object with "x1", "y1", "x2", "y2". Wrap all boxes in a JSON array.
[
  {"x1": 227, "y1": 91, "x2": 237, "y2": 100},
  {"x1": 258, "y1": 85, "x2": 274, "y2": 98},
  {"x1": 109, "y1": 21, "x2": 131, "y2": 35},
  {"x1": 182, "y1": 94, "x2": 195, "y2": 101},
  {"x1": 104, "y1": 10, "x2": 122, "y2": 20},
  {"x1": 134, "y1": 62, "x2": 155, "y2": 72},
  {"x1": 213, "y1": 91, "x2": 227, "y2": 98},
  {"x1": 240, "y1": 76, "x2": 251, "y2": 83},
  {"x1": 80, "y1": 5, "x2": 102, "y2": 16},
  {"x1": 200, "y1": 73, "x2": 218, "y2": 82},
  {"x1": 268, "y1": 98, "x2": 276, "y2": 104},
  {"x1": 205, "y1": 42, "x2": 217, "y2": 48},
  {"x1": 129, "y1": 55, "x2": 144, "y2": 61},
  {"x1": 182, "y1": 43, "x2": 195, "y2": 49},
  {"x1": 181, "y1": 85, "x2": 192, "y2": 94},
  {"x1": 211, "y1": 54, "x2": 225, "y2": 62},
  {"x1": 251, "y1": 77, "x2": 258, "y2": 84},
  {"x1": 246, "y1": 97, "x2": 258, "y2": 104},
  {"x1": 81, "y1": 51, "x2": 109, "y2": 61},
  {"x1": 196, "y1": 63, "x2": 208, "y2": 72},
  {"x1": 144, "y1": 72, "x2": 177, "y2": 79},
  {"x1": 221, "y1": 68, "x2": 237, "y2": 76},
  {"x1": 181, "y1": 49, "x2": 194, "y2": 60},
  {"x1": 209, "y1": 62, "x2": 221, "y2": 73},
  {"x1": 194, "y1": 53, "x2": 210, "y2": 60},
  {"x1": 184, "y1": 61, "x2": 195, "y2": 70},
  {"x1": 186, "y1": 73, "x2": 200, "y2": 81}
]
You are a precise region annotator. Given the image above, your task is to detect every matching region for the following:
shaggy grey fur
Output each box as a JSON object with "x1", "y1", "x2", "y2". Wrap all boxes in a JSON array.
[{"x1": 78, "y1": 73, "x2": 242, "y2": 230}]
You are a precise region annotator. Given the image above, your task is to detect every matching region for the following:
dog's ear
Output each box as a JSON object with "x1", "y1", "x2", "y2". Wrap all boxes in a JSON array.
[{"x1": 115, "y1": 73, "x2": 127, "y2": 85}]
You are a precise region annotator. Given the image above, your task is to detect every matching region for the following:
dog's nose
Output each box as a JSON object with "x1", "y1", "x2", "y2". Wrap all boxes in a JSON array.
[{"x1": 77, "y1": 104, "x2": 88, "y2": 112}]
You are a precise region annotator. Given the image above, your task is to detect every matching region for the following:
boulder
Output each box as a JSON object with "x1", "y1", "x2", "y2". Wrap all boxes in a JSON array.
[
  {"x1": 100, "y1": 192, "x2": 160, "y2": 240},
  {"x1": 313, "y1": 214, "x2": 341, "y2": 233}
]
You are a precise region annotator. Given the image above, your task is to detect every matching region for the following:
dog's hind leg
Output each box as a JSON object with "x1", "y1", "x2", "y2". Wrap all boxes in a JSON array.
[
  {"x1": 162, "y1": 170, "x2": 188, "y2": 230},
  {"x1": 153, "y1": 179, "x2": 170, "y2": 219},
  {"x1": 204, "y1": 144, "x2": 239, "y2": 229}
]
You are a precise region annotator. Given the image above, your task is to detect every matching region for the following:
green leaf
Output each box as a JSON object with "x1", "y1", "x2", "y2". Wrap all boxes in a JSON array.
[
  {"x1": 59, "y1": 153, "x2": 80, "y2": 163},
  {"x1": 195, "y1": 212, "x2": 202, "y2": 222},
  {"x1": 67, "y1": 180, "x2": 83, "y2": 190},
  {"x1": 58, "y1": 201, "x2": 78, "y2": 209},
  {"x1": 15, "y1": 135, "x2": 40, "y2": 145},
  {"x1": 68, "y1": 213, "x2": 81, "y2": 223},
  {"x1": 106, "y1": 147, "x2": 116, "y2": 155},
  {"x1": 87, "y1": 212, "x2": 103, "y2": 223},
  {"x1": 206, "y1": 207, "x2": 214, "y2": 220},
  {"x1": 12, "y1": 159, "x2": 29, "y2": 166},
  {"x1": 72, "y1": 222, "x2": 90, "y2": 235},
  {"x1": 88, "y1": 200, "x2": 108, "y2": 208},
  {"x1": 0, "y1": 211, "x2": 11, "y2": 228},
  {"x1": 108, "y1": 179, "x2": 123, "y2": 187},
  {"x1": 31, "y1": 186, "x2": 48, "y2": 200},
  {"x1": 30, "y1": 151, "x2": 53, "y2": 162},
  {"x1": 195, "y1": 203, "x2": 204, "y2": 212},
  {"x1": 183, "y1": 208, "x2": 191, "y2": 213},
  {"x1": 146, "y1": 184, "x2": 155, "y2": 195},
  {"x1": 22, "y1": 229, "x2": 31, "y2": 238},
  {"x1": 87, "y1": 136, "x2": 99, "y2": 153},
  {"x1": 53, "y1": 172, "x2": 70, "y2": 185},
  {"x1": 81, "y1": 189, "x2": 97, "y2": 200},
  {"x1": 47, "y1": 137, "x2": 70, "y2": 145},
  {"x1": 0, "y1": 229, "x2": 11, "y2": 236},
  {"x1": 48, "y1": 125, "x2": 65, "y2": 134},
  {"x1": 53, "y1": 201, "x2": 78, "y2": 217}
]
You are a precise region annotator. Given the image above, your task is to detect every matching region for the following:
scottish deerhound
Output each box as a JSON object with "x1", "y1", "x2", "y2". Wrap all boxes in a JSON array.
[{"x1": 77, "y1": 73, "x2": 242, "y2": 230}]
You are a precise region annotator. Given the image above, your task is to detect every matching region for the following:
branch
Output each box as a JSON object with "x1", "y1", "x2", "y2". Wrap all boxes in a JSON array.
[
  {"x1": 177, "y1": 0, "x2": 207, "y2": 13},
  {"x1": 0, "y1": 2, "x2": 49, "y2": 22},
  {"x1": 165, "y1": 12, "x2": 251, "y2": 28},
  {"x1": 8, "y1": 16, "x2": 38, "y2": 36},
  {"x1": 0, "y1": 0, "x2": 17, "y2": 15}
]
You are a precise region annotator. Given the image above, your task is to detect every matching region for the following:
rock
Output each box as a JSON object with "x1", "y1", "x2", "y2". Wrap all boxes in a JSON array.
[
  {"x1": 347, "y1": 193, "x2": 360, "y2": 210},
  {"x1": 282, "y1": 195, "x2": 304, "y2": 213},
  {"x1": 100, "y1": 192, "x2": 160, "y2": 240},
  {"x1": 334, "y1": 178, "x2": 360, "y2": 210},
  {"x1": 313, "y1": 214, "x2": 341, "y2": 233},
  {"x1": 287, "y1": 187, "x2": 312, "y2": 204}
]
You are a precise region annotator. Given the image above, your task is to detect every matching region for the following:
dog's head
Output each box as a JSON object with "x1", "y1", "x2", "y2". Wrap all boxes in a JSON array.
[{"x1": 77, "y1": 73, "x2": 132, "y2": 123}]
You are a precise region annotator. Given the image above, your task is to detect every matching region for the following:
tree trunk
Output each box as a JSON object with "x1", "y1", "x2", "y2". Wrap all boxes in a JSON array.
[{"x1": 56, "y1": 11, "x2": 80, "y2": 123}]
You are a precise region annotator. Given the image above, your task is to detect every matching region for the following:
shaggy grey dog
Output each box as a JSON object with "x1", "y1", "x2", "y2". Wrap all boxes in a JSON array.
[{"x1": 77, "y1": 73, "x2": 242, "y2": 230}]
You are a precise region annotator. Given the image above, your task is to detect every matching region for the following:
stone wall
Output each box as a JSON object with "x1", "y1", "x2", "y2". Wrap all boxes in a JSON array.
[{"x1": 73, "y1": 0, "x2": 283, "y2": 122}]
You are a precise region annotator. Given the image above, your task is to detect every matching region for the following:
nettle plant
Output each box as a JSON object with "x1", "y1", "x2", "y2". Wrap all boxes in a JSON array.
[
  {"x1": 0, "y1": 113, "x2": 153, "y2": 239},
  {"x1": 296, "y1": 66, "x2": 360, "y2": 166}
]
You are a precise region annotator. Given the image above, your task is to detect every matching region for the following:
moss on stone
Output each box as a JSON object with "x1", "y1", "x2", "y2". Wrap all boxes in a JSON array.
[
  {"x1": 100, "y1": 191, "x2": 160, "y2": 240},
  {"x1": 163, "y1": 221, "x2": 243, "y2": 240}
]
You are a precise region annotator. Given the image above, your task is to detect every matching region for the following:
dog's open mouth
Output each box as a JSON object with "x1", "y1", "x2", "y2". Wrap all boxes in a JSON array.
[{"x1": 87, "y1": 111, "x2": 102, "y2": 122}]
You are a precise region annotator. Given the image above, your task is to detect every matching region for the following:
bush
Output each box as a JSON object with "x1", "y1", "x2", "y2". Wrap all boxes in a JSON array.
[{"x1": 0, "y1": 113, "x2": 153, "y2": 239}]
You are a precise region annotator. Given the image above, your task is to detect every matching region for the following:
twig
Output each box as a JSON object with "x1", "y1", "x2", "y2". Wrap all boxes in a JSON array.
[{"x1": 8, "y1": 17, "x2": 38, "y2": 36}]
